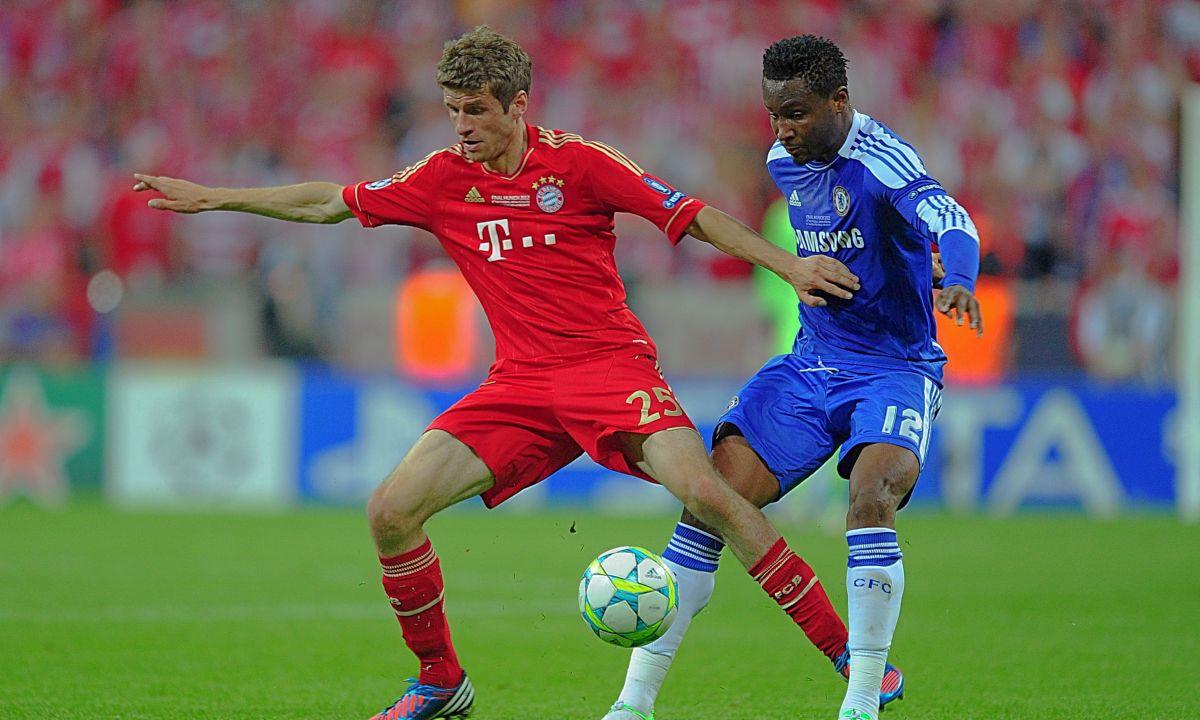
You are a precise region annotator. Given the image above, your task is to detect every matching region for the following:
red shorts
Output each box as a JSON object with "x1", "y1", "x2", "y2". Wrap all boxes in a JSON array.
[{"x1": 428, "y1": 352, "x2": 696, "y2": 508}]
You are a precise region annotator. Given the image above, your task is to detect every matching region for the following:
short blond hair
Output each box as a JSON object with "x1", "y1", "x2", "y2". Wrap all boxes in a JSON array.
[{"x1": 436, "y1": 26, "x2": 532, "y2": 111}]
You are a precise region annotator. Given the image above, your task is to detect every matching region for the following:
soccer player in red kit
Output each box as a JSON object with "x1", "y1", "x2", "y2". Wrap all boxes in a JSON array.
[{"x1": 133, "y1": 26, "x2": 861, "y2": 720}]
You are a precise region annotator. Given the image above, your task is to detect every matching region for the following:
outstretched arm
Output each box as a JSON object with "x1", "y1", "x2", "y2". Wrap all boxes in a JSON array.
[
  {"x1": 133, "y1": 174, "x2": 353, "y2": 224},
  {"x1": 686, "y1": 205, "x2": 860, "y2": 308}
]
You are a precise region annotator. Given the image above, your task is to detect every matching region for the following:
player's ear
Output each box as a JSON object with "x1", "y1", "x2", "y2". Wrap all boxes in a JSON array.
[
  {"x1": 832, "y1": 86, "x2": 849, "y2": 113},
  {"x1": 508, "y1": 90, "x2": 528, "y2": 119}
]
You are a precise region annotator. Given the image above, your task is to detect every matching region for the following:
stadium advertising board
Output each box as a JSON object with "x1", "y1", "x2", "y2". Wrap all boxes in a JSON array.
[
  {"x1": 107, "y1": 365, "x2": 296, "y2": 507},
  {"x1": 0, "y1": 365, "x2": 104, "y2": 506},
  {"x1": 916, "y1": 381, "x2": 1176, "y2": 512},
  {"x1": 2, "y1": 365, "x2": 1171, "y2": 514},
  {"x1": 296, "y1": 368, "x2": 438, "y2": 504},
  {"x1": 296, "y1": 372, "x2": 1178, "y2": 515}
]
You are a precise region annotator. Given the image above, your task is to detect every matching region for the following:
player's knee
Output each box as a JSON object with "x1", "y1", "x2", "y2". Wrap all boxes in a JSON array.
[
  {"x1": 366, "y1": 473, "x2": 427, "y2": 544},
  {"x1": 849, "y1": 453, "x2": 918, "y2": 526}
]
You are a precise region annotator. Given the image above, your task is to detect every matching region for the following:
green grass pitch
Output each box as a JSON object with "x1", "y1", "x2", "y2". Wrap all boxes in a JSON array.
[{"x1": 1, "y1": 504, "x2": 1196, "y2": 718}]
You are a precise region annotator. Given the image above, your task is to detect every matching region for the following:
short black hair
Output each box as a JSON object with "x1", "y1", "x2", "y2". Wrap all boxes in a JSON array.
[{"x1": 762, "y1": 35, "x2": 848, "y2": 97}]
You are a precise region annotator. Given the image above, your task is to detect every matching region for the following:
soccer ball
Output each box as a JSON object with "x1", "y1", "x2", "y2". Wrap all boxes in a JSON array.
[{"x1": 578, "y1": 546, "x2": 678, "y2": 648}]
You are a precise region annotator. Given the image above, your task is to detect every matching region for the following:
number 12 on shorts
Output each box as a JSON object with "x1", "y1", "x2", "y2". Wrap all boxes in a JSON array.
[
  {"x1": 626, "y1": 387, "x2": 683, "y2": 426},
  {"x1": 882, "y1": 404, "x2": 923, "y2": 443}
]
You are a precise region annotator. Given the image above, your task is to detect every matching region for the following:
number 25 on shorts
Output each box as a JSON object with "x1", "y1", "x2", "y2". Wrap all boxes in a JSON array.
[{"x1": 626, "y1": 387, "x2": 683, "y2": 426}]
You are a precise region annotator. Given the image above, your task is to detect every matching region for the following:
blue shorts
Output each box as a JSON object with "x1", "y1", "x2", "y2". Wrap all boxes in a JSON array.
[{"x1": 716, "y1": 347, "x2": 943, "y2": 499}]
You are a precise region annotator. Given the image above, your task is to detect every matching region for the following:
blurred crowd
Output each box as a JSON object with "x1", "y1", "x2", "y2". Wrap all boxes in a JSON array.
[{"x1": 0, "y1": 0, "x2": 1194, "y2": 380}]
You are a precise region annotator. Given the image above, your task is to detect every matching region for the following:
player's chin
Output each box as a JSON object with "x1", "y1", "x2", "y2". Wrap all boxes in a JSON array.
[{"x1": 787, "y1": 149, "x2": 814, "y2": 164}]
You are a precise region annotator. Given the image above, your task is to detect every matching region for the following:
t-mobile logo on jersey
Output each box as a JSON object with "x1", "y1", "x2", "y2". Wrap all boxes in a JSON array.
[{"x1": 476, "y1": 219, "x2": 557, "y2": 262}]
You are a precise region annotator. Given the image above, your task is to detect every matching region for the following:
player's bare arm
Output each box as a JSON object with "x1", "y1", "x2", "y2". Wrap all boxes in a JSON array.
[
  {"x1": 133, "y1": 173, "x2": 353, "y2": 224},
  {"x1": 686, "y1": 205, "x2": 859, "y2": 308}
]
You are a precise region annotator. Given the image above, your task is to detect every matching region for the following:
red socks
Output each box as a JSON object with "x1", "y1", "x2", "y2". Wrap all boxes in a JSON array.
[
  {"x1": 750, "y1": 537, "x2": 848, "y2": 661},
  {"x1": 379, "y1": 539, "x2": 463, "y2": 688}
]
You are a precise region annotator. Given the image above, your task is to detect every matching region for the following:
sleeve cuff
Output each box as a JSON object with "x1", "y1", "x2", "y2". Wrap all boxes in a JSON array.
[
  {"x1": 341, "y1": 183, "x2": 375, "y2": 228},
  {"x1": 941, "y1": 274, "x2": 976, "y2": 293},
  {"x1": 663, "y1": 198, "x2": 706, "y2": 245}
]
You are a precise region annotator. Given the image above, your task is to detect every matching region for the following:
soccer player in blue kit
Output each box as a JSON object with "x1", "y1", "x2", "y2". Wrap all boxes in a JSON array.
[{"x1": 604, "y1": 35, "x2": 983, "y2": 720}]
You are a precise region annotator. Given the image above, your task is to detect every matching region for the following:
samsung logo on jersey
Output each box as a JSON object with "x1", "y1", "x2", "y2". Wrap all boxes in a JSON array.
[
  {"x1": 663, "y1": 191, "x2": 685, "y2": 209},
  {"x1": 794, "y1": 228, "x2": 865, "y2": 253}
]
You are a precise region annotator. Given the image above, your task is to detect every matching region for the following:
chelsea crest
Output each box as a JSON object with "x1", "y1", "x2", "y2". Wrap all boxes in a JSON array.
[{"x1": 833, "y1": 185, "x2": 850, "y2": 217}]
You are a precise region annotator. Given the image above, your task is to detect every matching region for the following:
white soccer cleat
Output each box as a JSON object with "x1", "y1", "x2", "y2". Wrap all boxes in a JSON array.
[{"x1": 602, "y1": 701, "x2": 654, "y2": 720}]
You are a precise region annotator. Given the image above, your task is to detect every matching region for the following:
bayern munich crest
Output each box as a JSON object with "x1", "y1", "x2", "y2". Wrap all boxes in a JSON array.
[
  {"x1": 532, "y1": 175, "x2": 566, "y2": 213},
  {"x1": 833, "y1": 185, "x2": 850, "y2": 217}
]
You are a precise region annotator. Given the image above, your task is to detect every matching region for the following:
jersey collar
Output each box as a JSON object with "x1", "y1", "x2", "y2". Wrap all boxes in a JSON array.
[
  {"x1": 477, "y1": 123, "x2": 536, "y2": 180},
  {"x1": 836, "y1": 110, "x2": 865, "y2": 158},
  {"x1": 805, "y1": 110, "x2": 865, "y2": 171}
]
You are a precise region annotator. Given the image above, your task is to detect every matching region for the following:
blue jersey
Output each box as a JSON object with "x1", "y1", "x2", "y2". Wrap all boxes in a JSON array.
[{"x1": 766, "y1": 110, "x2": 979, "y2": 368}]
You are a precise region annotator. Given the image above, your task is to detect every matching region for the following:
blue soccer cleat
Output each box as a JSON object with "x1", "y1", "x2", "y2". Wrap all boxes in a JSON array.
[
  {"x1": 369, "y1": 674, "x2": 474, "y2": 719},
  {"x1": 834, "y1": 648, "x2": 904, "y2": 709}
]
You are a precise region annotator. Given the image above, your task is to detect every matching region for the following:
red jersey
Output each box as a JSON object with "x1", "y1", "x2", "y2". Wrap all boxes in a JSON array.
[{"x1": 343, "y1": 124, "x2": 706, "y2": 367}]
